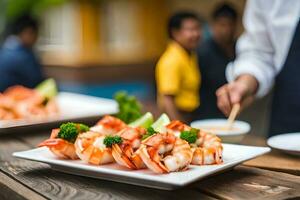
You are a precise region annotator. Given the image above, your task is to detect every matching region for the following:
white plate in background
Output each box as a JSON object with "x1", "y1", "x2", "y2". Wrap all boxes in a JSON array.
[
  {"x1": 191, "y1": 119, "x2": 251, "y2": 143},
  {"x1": 13, "y1": 144, "x2": 270, "y2": 190},
  {"x1": 267, "y1": 133, "x2": 300, "y2": 156},
  {"x1": 0, "y1": 92, "x2": 118, "y2": 130}
]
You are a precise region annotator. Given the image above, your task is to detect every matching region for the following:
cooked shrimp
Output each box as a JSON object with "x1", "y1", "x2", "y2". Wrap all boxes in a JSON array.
[
  {"x1": 166, "y1": 120, "x2": 190, "y2": 137},
  {"x1": 44, "y1": 99, "x2": 59, "y2": 116},
  {"x1": 90, "y1": 115, "x2": 127, "y2": 135},
  {"x1": 192, "y1": 130, "x2": 223, "y2": 165},
  {"x1": 0, "y1": 108, "x2": 14, "y2": 120},
  {"x1": 74, "y1": 131, "x2": 114, "y2": 165},
  {"x1": 111, "y1": 127, "x2": 146, "y2": 169},
  {"x1": 137, "y1": 133, "x2": 192, "y2": 173},
  {"x1": 0, "y1": 93, "x2": 14, "y2": 108},
  {"x1": 14, "y1": 91, "x2": 49, "y2": 119},
  {"x1": 0, "y1": 85, "x2": 59, "y2": 120},
  {"x1": 4, "y1": 85, "x2": 36, "y2": 101},
  {"x1": 38, "y1": 129, "x2": 78, "y2": 159},
  {"x1": 167, "y1": 121, "x2": 223, "y2": 165},
  {"x1": 0, "y1": 92, "x2": 20, "y2": 119}
]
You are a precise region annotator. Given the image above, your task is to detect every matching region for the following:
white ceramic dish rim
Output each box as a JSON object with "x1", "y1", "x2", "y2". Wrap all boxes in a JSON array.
[
  {"x1": 13, "y1": 144, "x2": 270, "y2": 189},
  {"x1": 190, "y1": 119, "x2": 251, "y2": 136},
  {"x1": 267, "y1": 132, "x2": 300, "y2": 153}
]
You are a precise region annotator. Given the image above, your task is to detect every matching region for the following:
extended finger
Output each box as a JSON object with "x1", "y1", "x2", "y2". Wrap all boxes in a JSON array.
[{"x1": 216, "y1": 86, "x2": 232, "y2": 116}]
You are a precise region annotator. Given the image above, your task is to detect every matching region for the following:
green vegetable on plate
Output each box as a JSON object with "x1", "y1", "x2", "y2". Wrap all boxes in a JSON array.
[
  {"x1": 142, "y1": 127, "x2": 158, "y2": 140},
  {"x1": 35, "y1": 78, "x2": 58, "y2": 100},
  {"x1": 57, "y1": 122, "x2": 90, "y2": 143},
  {"x1": 151, "y1": 113, "x2": 170, "y2": 132},
  {"x1": 78, "y1": 123, "x2": 90, "y2": 133},
  {"x1": 180, "y1": 128, "x2": 199, "y2": 144},
  {"x1": 104, "y1": 135, "x2": 123, "y2": 147},
  {"x1": 114, "y1": 91, "x2": 142, "y2": 124},
  {"x1": 129, "y1": 112, "x2": 153, "y2": 128}
]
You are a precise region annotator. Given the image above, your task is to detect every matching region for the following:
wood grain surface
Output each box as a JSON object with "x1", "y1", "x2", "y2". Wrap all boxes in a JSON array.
[
  {"x1": 244, "y1": 150, "x2": 300, "y2": 175},
  {"x1": 194, "y1": 166, "x2": 300, "y2": 200},
  {"x1": 0, "y1": 131, "x2": 299, "y2": 200},
  {"x1": 241, "y1": 135, "x2": 300, "y2": 175}
]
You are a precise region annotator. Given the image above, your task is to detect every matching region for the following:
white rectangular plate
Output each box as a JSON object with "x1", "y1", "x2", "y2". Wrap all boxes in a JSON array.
[
  {"x1": 13, "y1": 144, "x2": 270, "y2": 190},
  {"x1": 0, "y1": 92, "x2": 118, "y2": 129}
]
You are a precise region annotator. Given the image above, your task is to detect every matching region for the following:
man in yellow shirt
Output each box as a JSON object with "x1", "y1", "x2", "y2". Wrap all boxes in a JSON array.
[{"x1": 156, "y1": 12, "x2": 202, "y2": 122}]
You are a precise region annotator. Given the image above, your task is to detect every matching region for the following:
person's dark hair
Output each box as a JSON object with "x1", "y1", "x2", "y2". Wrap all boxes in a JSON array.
[
  {"x1": 212, "y1": 3, "x2": 238, "y2": 21},
  {"x1": 10, "y1": 14, "x2": 39, "y2": 35},
  {"x1": 168, "y1": 11, "x2": 201, "y2": 39}
]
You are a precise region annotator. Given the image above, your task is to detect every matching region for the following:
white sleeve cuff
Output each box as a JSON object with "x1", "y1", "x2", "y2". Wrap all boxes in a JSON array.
[{"x1": 226, "y1": 61, "x2": 274, "y2": 98}]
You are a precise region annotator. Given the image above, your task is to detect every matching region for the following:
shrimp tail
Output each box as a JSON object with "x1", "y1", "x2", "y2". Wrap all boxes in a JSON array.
[
  {"x1": 112, "y1": 144, "x2": 137, "y2": 169},
  {"x1": 39, "y1": 138, "x2": 78, "y2": 160},
  {"x1": 137, "y1": 145, "x2": 168, "y2": 174},
  {"x1": 38, "y1": 138, "x2": 63, "y2": 147}
]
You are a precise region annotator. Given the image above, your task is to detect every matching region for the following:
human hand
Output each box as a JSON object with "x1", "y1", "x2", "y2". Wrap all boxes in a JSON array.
[{"x1": 216, "y1": 74, "x2": 258, "y2": 116}]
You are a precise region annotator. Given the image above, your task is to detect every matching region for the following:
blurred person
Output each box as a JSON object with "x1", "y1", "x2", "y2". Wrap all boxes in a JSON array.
[
  {"x1": 0, "y1": 14, "x2": 44, "y2": 92},
  {"x1": 216, "y1": 0, "x2": 300, "y2": 136},
  {"x1": 156, "y1": 12, "x2": 202, "y2": 122},
  {"x1": 197, "y1": 3, "x2": 238, "y2": 119}
]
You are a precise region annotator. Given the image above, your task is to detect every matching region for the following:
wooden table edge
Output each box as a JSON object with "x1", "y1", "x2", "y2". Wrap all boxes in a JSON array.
[
  {"x1": 0, "y1": 170, "x2": 46, "y2": 200},
  {"x1": 242, "y1": 163, "x2": 300, "y2": 176}
]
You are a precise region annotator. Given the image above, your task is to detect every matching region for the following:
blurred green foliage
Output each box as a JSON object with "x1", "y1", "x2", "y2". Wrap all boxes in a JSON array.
[
  {"x1": 4, "y1": 0, "x2": 67, "y2": 19},
  {"x1": 0, "y1": 0, "x2": 67, "y2": 40}
]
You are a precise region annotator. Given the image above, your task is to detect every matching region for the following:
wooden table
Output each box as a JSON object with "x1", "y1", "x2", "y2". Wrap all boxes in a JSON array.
[{"x1": 0, "y1": 132, "x2": 299, "y2": 200}]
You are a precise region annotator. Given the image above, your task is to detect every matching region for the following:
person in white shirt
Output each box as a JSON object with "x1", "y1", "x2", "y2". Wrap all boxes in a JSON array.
[{"x1": 216, "y1": 0, "x2": 300, "y2": 136}]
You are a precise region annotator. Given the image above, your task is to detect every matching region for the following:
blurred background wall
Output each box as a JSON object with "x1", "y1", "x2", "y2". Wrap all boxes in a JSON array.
[
  {"x1": 36, "y1": 0, "x2": 246, "y2": 67},
  {"x1": 34, "y1": 0, "x2": 247, "y2": 99},
  {"x1": 0, "y1": 0, "x2": 271, "y2": 137},
  {"x1": 0, "y1": 0, "x2": 246, "y2": 82}
]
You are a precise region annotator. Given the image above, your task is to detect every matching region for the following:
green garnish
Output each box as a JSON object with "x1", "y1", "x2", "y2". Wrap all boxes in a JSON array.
[
  {"x1": 129, "y1": 112, "x2": 153, "y2": 128},
  {"x1": 151, "y1": 113, "x2": 170, "y2": 132},
  {"x1": 57, "y1": 122, "x2": 89, "y2": 143},
  {"x1": 103, "y1": 135, "x2": 123, "y2": 147},
  {"x1": 35, "y1": 78, "x2": 58, "y2": 100},
  {"x1": 180, "y1": 128, "x2": 199, "y2": 144},
  {"x1": 114, "y1": 91, "x2": 142, "y2": 124},
  {"x1": 78, "y1": 123, "x2": 90, "y2": 132},
  {"x1": 142, "y1": 127, "x2": 158, "y2": 140}
]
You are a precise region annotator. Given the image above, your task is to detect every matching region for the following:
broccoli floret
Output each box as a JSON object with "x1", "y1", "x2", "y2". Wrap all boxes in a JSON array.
[
  {"x1": 180, "y1": 128, "x2": 199, "y2": 144},
  {"x1": 142, "y1": 127, "x2": 158, "y2": 140},
  {"x1": 114, "y1": 91, "x2": 142, "y2": 123},
  {"x1": 57, "y1": 122, "x2": 89, "y2": 143},
  {"x1": 103, "y1": 135, "x2": 123, "y2": 147}
]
